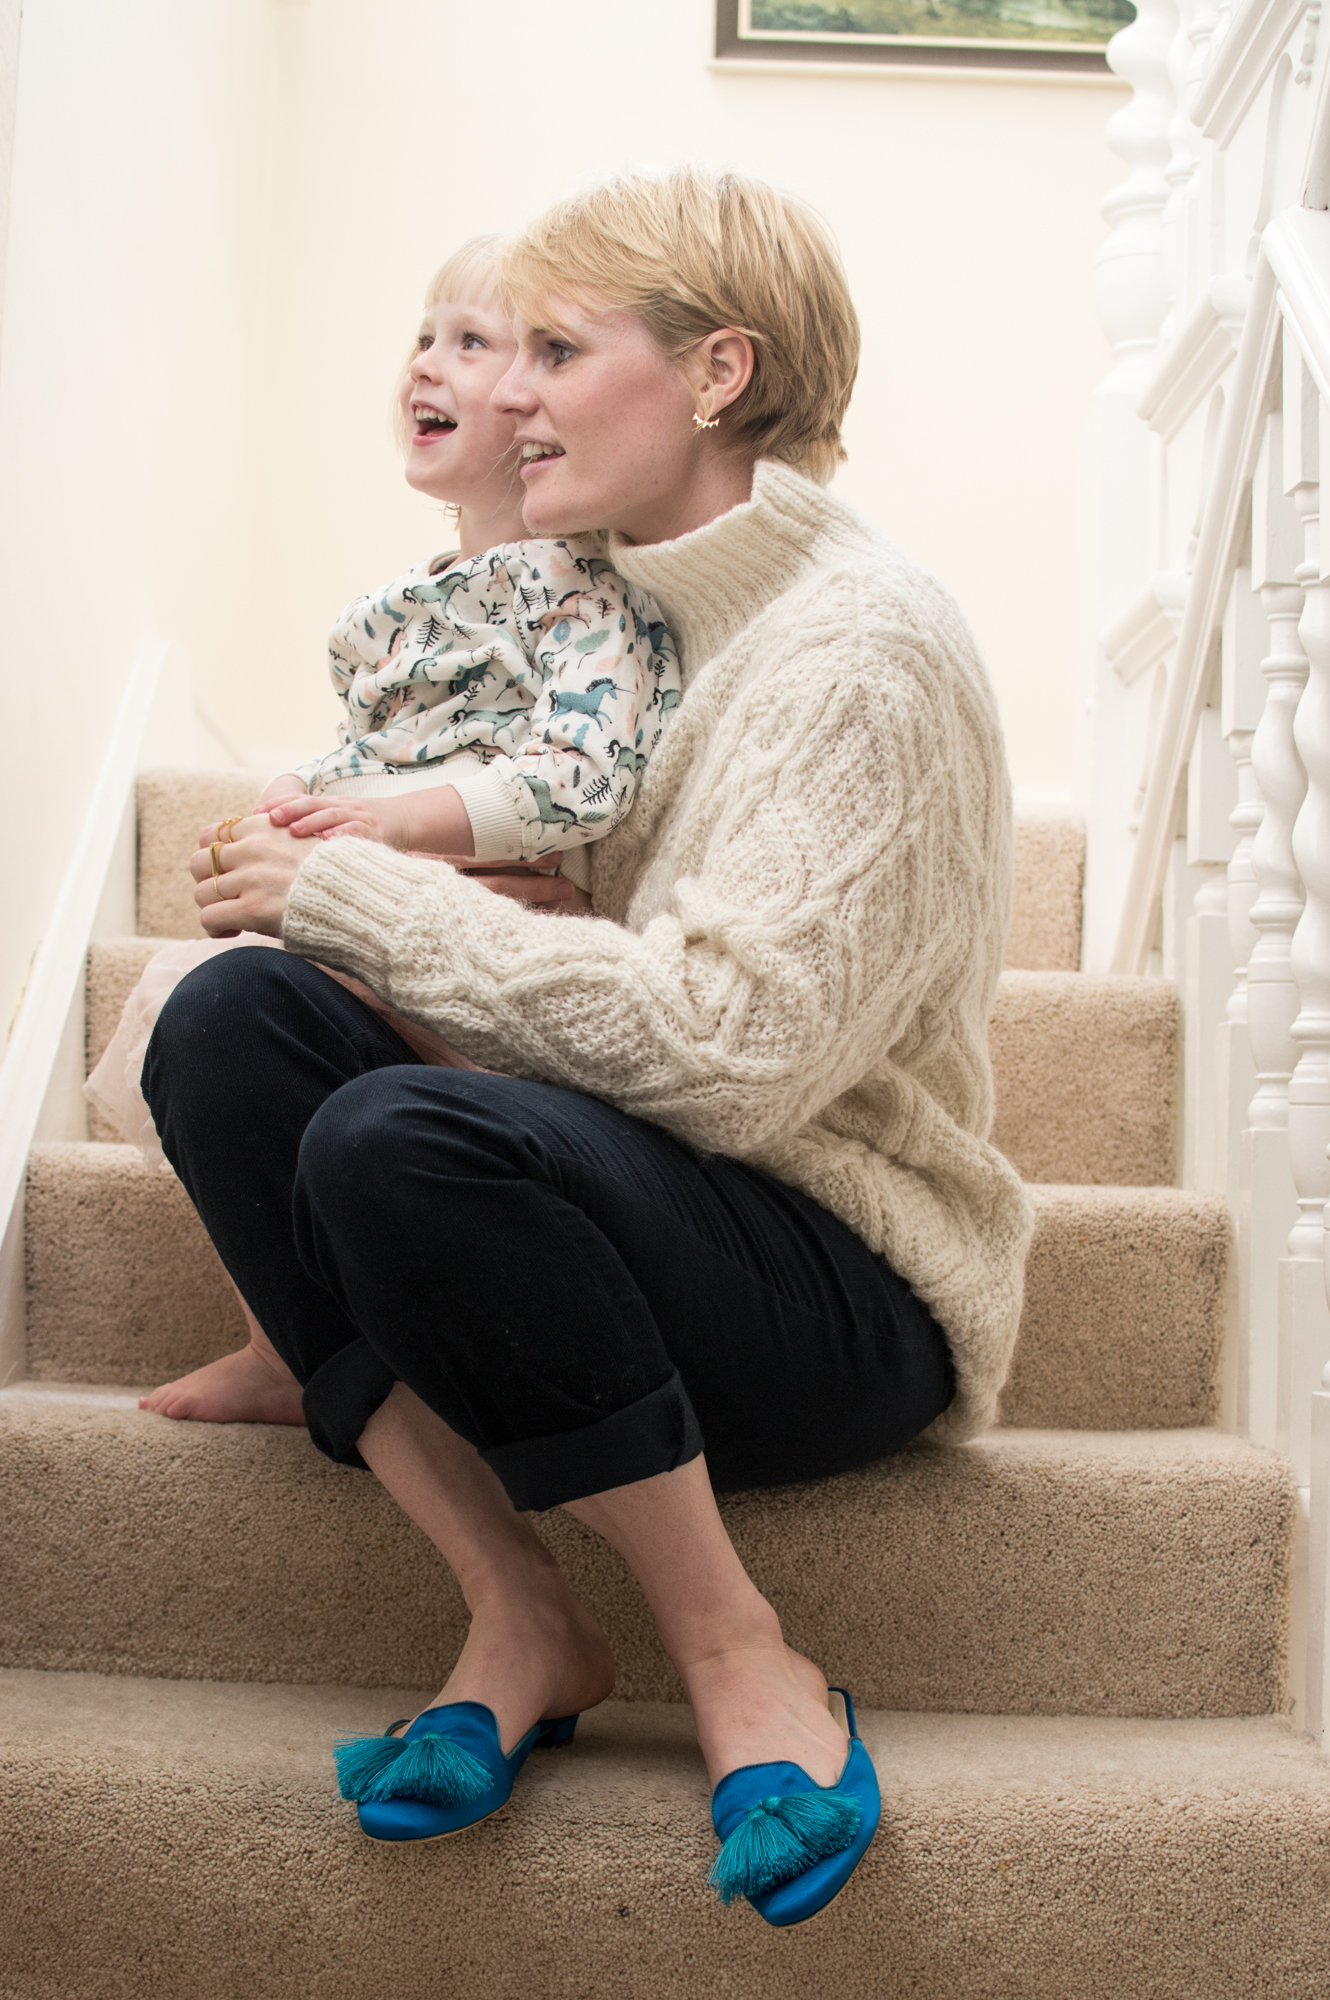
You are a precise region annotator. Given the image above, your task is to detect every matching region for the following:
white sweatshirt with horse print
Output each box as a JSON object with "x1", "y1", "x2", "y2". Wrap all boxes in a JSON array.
[{"x1": 295, "y1": 536, "x2": 680, "y2": 879}]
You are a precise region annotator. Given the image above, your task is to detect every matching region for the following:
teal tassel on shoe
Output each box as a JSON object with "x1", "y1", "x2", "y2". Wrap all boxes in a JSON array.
[
  {"x1": 334, "y1": 1729, "x2": 492, "y2": 1806},
  {"x1": 334, "y1": 1733, "x2": 407, "y2": 1802},
  {"x1": 707, "y1": 1791, "x2": 861, "y2": 1905}
]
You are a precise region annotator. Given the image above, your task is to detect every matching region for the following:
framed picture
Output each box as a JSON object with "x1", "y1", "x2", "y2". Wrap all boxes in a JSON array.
[{"x1": 715, "y1": 0, "x2": 1131, "y2": 74}]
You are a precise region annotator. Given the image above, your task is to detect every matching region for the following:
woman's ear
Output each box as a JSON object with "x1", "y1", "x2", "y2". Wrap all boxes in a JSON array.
[{"x1": 683, "y1": 329, "x2": 755, "y2": 424}]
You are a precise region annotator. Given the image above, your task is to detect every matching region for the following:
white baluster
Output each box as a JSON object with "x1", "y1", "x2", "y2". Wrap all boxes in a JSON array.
[
  {"x1": 1161, "y1": 0, "x2": 1199, "y2": 338},
  {"x1": 1082, "y1": 0, "x2": 1181, "y2": 971},
  {"x1": 1244, "y1": 403, "x2": 1307, "y2": 1446},
  {"x1": 1284, "y1": 355, "x2": 1330, "y2": 1485},
  {"x1": 1097, "y1": 0, "x2": 1180, "y2": 398},
  {"x1": 1185, "y1": 696, "x2": 1237, "y2": 1188},
  {"x1": 1185, "y1": 0, "x2": 1217, "y2": 99},
  {"x1": 1217, "y1": 569, "x2": 1266, "y2": 1205}
]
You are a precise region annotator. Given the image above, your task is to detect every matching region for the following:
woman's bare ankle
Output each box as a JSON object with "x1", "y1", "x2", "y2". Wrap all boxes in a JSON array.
[
  {"x1": 673, "y1": 1609, "x2": 847, "y2": 1790},
  {"x1": 427, "y1": 1569, "x2": 615, "y2": 1756}
]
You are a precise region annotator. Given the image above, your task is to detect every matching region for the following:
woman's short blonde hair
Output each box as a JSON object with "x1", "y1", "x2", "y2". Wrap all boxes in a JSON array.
[
  {"x1": 498, "y1": 167, "x2": 859, "y2": 486},
  {"x1": 392, "y1": 234, "x2": 506, "y2": 455}
]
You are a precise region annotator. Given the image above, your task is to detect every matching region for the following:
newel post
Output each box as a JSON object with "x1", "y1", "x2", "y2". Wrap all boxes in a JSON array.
[{"x1": 1244, "y1": 399, "x2": 1308, "y2": 1445}]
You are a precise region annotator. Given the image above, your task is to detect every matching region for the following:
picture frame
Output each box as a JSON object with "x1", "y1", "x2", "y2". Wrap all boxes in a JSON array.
[{"x1": 715, "y1": 0, "x2": 1129, "y2": 75}]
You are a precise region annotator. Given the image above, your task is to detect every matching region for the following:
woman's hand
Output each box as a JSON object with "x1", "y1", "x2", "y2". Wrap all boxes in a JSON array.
[
  {"x1": 192, "y1": 813, "x2": 586, "y2": 932},
  {"x1": 192, "y1": 812, "x2": 308, "y2": 938}
]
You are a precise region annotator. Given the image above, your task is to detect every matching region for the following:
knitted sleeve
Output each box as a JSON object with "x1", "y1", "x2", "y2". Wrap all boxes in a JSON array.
[
  {"x1": 446, "y1": 555, "x2": 681, "y2": 863},
  {"x1": 282, "y1": 611, "x2": 998, "y2": 1158}
]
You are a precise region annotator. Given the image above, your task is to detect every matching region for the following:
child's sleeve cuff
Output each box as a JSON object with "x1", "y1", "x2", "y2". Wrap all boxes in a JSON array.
[{"x1": 446, "y1": 766, "x2": 526, "y2": 862}]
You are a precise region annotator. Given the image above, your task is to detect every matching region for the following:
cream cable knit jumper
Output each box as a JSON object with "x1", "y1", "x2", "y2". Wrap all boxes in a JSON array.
[{"x1": 283, "y1": 459, "x2": 1034, "y2": 1444}]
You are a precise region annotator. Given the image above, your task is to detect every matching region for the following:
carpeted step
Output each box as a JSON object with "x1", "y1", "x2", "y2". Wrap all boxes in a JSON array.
[
  {"x1": 134, "y1": 768, "x2": 1085, "y2": 967},
  {"x1": 1007, "y1": 808, "x2": 1084, "y2": 972},
  {"x1": 24, "y1": 1145, "x2": 1228, "y2": 1431},
  {"x1": 85, "y1": 948, "x2": 1179, "y2": 1187},
  {"x1": 0, "y1": 1389, "x2": 1292, "y2": 1716},
  {"x1": 1, "y1": 1671, "x2": 1324, "y2": 2000},
  {"x1": 988, "y1": 972, "x2": 1181, "y2": 1186}
]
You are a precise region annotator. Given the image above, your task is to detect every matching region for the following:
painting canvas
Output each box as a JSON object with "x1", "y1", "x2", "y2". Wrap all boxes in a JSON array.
[{"x1": 719, "y1": 0, "x2": 1134, "y2": 69}]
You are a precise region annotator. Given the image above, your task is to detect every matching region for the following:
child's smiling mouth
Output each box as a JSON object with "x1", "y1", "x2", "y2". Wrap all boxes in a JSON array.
[{"x1": 411, "y1": 402, "x2": 458, "y2": 442}]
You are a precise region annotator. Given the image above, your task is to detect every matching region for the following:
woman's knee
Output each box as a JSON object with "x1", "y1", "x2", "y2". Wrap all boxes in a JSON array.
[{"x1": 296, "y1": 1069, "x2": 535, "y2": 1225}]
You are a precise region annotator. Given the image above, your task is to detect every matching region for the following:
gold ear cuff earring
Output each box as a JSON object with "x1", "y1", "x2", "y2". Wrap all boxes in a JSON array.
[{"x1": 692, "y1": 411, "x2": 720, "y2": 431}]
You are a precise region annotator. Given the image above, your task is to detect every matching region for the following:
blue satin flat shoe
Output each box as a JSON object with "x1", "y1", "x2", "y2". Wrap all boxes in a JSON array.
[
  {"x1": 708, "y1": 1688, "x2": 880, "y2": 1927},
  {"x1": 334, "y1": 1701, "x2": 578, "y2": 1843}
]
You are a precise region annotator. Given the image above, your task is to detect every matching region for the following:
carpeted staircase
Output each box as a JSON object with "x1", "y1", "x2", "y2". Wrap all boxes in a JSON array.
[{"x1": 1, "y1": 774, "x2": 1326, "y2": 2000}]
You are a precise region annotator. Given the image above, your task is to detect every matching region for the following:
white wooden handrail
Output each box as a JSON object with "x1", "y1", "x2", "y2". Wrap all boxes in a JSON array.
[{"x1": 1111, "y1": 255, "x2": 1283, "y2": 972}]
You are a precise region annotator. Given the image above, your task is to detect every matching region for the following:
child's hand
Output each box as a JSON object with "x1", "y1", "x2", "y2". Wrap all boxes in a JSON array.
[
  {"x1": 267, "y1": 793, "x2": 412, "y2": 847},
  {"x1": 268, "y1": 785, "x2": 477, "y2": 856},
  {"x1": 255, "y1": 773, "x2": 309, "y2": 809}
]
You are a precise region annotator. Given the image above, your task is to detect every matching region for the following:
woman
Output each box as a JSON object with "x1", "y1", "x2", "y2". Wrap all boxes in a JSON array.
[{"x1": 143, "y1": 167, "x2": 1032, "y2": 1926}]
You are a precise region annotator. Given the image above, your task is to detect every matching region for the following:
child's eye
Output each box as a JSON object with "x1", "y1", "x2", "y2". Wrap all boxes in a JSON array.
[
  {"x1": 549, "y1": 341, "x2": 576, "y2": 366},
  {"x1": 460, "y1": 332, "x2": 487, "y2": 351},
  {"x1": 415, "y1": 333, "x2": 434, "y2": 353}
]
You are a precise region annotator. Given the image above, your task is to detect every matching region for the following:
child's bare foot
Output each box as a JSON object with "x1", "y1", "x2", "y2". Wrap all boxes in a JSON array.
[{"x1": 139, "y1": 1339, "x2": 305, "y2": 1425}]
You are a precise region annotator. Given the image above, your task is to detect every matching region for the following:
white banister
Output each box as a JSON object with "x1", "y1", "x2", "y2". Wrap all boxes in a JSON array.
[
  {"x1": 1283, "y1": 351, "x2": 1330, "y2": 1480},
  {"x1": 1085, "y1": 0, "x2": 1330, "y2": 1740},
  {"x1": 1245, "y1": 406, "x2": 1309, "y2": 1444},
  {"x1": 1112, "y1": 257, "x2": 1283, "y2": 973},
  {"x1": 1218, "y1": 570, "x2": 1267, "y2": 1202},
  {"x1": 1185, "y1": 697, "x2": 1239, "y2": 1185}
]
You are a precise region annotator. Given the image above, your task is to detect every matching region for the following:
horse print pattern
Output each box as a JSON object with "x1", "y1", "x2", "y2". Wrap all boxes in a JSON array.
[{"x1": 295, "y1": 536, "x2": 680, "y2": 862}]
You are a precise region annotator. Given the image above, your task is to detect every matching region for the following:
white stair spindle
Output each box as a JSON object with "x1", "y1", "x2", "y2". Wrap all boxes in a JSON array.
[
  {"x1": 1218, "y1": 569, "x2": 1266, "y2": 1203},
  {"x1": 1244, "y1": 403, "x2": 1308, "y2": 1447},
  {"x1": 1185, "y1": 693, "x2": 1238, "y2": 1189},
  {"x1": 1284, "y1": 359, "x2": 1330, "y2": 1485}
]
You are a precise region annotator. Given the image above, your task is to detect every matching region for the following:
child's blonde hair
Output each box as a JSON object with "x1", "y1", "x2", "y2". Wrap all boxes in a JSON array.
[
  {"x1": 498, "y1": 167, "x2": 859, "y2": 485},
  {"x1": 392, "y1": 233, "x2": 506, "y2": 456}
]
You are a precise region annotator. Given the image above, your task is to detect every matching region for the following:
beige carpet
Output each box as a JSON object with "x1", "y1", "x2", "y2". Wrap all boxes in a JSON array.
[
  {"x1": 1, "y1": 1671, "x2": 1325, "y2": 2000},
  {"x1": 0, "y1": 1392, "x2": 1292, "y2": 1715},
  {"x1": 1007, "y1": 812, "x2": 1084, "y2": 972},
  {"x1": 989, "y1": 972, "x2": 1181, "y2": 1185}
]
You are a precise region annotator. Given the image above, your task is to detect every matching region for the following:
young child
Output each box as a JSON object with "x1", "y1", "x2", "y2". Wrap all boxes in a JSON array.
[{"x1": 88, "y1": 234, "x2": 679, "y2": 1166}]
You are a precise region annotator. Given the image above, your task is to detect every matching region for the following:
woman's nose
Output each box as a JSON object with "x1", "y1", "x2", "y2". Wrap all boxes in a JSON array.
[{"x1": 491, "y1": 355, "x2": 536, "y2": 413}]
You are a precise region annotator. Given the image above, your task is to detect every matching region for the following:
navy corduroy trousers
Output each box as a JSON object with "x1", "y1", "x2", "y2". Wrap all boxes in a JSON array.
[{"x1": 143, "y1": 947, "x2": 954, "y2": 1511}]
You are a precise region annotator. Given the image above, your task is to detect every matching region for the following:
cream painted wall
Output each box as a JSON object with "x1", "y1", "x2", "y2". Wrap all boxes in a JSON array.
[
  {"x1": 241, "y1": 0, "x2": 1128, "y2": 795},
  {"x1": 0, "y1": 0, "x2": 278, "y2": 1035},
  {"x1": 0, "y1": 0, "x2": 1128, "y2": 1038}
]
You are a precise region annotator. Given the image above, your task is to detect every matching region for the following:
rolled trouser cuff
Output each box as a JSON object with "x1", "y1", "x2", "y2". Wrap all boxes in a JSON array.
[
  {"x1": 302, "y1": 1337, "x2": 398, "y2": 1468},
  {"x1": 482, "y1": 1370, "x2": 704, "y2": 1512}
]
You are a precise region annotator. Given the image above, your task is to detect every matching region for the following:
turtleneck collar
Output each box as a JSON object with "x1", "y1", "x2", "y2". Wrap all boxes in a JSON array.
[{"x1": 608, "y1": 459, "x2": 836, "y2": 682}]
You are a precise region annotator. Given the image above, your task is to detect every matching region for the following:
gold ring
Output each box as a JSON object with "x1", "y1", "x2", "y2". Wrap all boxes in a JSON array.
[
  {"x1": 210, "y1": 842, "x2": 223, "y2": 890},
  {"x1": 218, "y1": 816, "x2": 244, "y2": 843}
]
